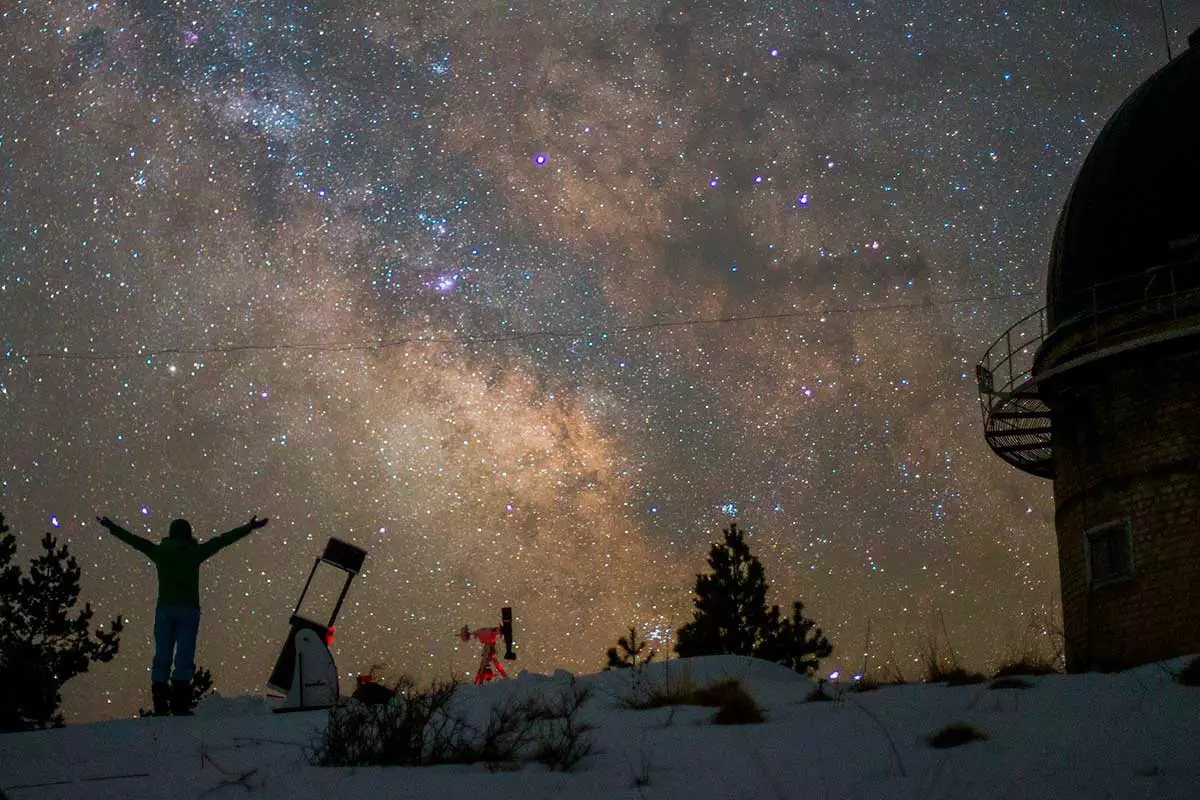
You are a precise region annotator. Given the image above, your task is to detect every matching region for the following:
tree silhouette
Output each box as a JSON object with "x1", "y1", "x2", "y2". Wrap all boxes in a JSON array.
[
  {"x1": 756, "y1": 600, "x2": 833, "y2": 676},
  {"x1": 604, "y1": 627, "x2": 657, "y2": 670},
  {"x1": 675, "y1": 522, "x2": 831, "y2": 675},
  {"x1": 676, "y1": 523, "x2": 774, "y2": 657},
  {"x1": 0, "y1": 513, "x2": 124, "y2": 731}
]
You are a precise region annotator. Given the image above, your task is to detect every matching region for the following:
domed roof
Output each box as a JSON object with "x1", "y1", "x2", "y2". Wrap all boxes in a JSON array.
[{"x1": 1046, "y1": 28, "x2": 1200, "y2": 331}]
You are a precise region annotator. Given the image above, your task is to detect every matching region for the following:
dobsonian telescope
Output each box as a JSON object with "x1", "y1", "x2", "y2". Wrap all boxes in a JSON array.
[
  {"x1": 267, "y1": 537, "x2": 367, "y2": 712},
  {"x1": 459, "y1": 606, "x2": 517, "y2": 684}
]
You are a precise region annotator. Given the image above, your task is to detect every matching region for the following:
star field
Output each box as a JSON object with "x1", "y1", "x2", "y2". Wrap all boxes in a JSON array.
[{"x1": 1, "y1": 1, "x2": 1192, "y2": 721}]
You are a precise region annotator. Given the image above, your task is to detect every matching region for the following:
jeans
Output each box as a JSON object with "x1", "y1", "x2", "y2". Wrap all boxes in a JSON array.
[{"x1": 152, "y1": 605, "x2": 201, "y2": 683}]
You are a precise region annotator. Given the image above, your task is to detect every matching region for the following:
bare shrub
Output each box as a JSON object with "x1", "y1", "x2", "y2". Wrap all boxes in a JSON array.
[
  {"x1": 530, "y1": 679, "x2": 596, "y2": 771},
  {"x1": 311, "y1": 676, "x2": 461, "y2": 767},
  {"x1": 449, "y1": 694, "x2": 540, "y2": 768},
  {"x1": 313, "y1": 673, "x2": 600, "y2": 772},
  {"x1": 628, "y1": 730, "x2": 653, "y2": 789}
]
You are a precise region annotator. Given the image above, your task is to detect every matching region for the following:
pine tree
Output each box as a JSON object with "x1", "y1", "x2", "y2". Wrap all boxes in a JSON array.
[
  {"x1": 675, "y1": 522, "x2": 831, "y2": 675},
  {"x1": 604, "y1": 627, "x2": 656, "y2": 670},
  {"x1": 756, "y1": 601, "x2": 832, "y2": 676},
  {"x1": 675, "y1": 523, "x2": 775, "y2": 658},
  {"x1": 0, "y1": 512, "x2": 124, "y2": 731}
]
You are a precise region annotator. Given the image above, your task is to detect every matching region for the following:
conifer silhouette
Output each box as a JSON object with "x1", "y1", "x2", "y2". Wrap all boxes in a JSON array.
[
  {"x1": 0, "y1": 512, "x2": 124, "y2": 731},
  {"x1": 675, "y1": 522, "x2": 831, "y2": 675},
  {"x1": 604, "y1": 627, "x2": 656, "y2": 670}
]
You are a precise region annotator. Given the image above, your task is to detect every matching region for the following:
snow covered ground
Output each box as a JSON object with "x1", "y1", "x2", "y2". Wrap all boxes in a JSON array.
[{"x1": 3, "y1": 655, "x2": 1199, "y2": 800}]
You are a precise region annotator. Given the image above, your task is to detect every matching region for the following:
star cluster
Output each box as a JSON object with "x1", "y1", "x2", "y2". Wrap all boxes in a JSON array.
[{"x1": 0, "y1": 1, "x2": 1188, "y2": 720}]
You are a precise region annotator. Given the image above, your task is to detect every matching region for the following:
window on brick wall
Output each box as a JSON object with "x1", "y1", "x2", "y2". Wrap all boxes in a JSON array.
[{"x1": 1085, "y1": 520, "x2": 1134, "y2": 588}]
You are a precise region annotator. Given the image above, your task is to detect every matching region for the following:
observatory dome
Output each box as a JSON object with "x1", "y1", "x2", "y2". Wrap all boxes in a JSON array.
[{"x1": 1046, "y1": 27, "x2": 1200, "y2": 331}]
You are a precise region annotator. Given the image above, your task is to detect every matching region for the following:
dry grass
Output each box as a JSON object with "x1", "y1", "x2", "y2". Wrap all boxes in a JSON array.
[
  {"x1": 993, "y1": 655, "x2": 1061, "y2": 678},
  {"x1": 690, "y1": 679, "x2": 746, "y2": 707},
  {"x1": 619, "y1": 667, "x2": 696, "y2": 710},
  {"x1": 922, "y1": 622, "x2": 985, "y2": 686},
  {"x1": 703, "y1": 681, "x2": 766, "y2": 725},
  {"x1": 845, "y1": 679, "x2": 879, "y2": 694},
  {"x1": 848, "y1": 661, "x2": 909, "y2": 693},
  {"x1": 993, "y1": 612, "x2": 1065, "y2": 679},
  {"x1": 931, "y1": 667, "x2": 987, "y2": 686},
  {"x1": 621, "y1": 673, "x2": 764, "y2": 724},
  {"x1": 928, "y1": 722, "x2": 988, "y2": 749},
  {"x1": 924, "y1": 636, "x2": 984, "y2": 685}
]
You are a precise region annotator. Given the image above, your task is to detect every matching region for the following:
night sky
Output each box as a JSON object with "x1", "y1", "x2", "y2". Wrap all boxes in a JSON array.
[{"x1": 2, "y1": 2, "x2": 1193, "y2": 722}]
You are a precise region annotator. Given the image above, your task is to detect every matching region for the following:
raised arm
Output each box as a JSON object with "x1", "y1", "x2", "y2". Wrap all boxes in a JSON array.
[
  {"x1": 196, "y1": 515, "x2": 269, "y2": 561},
  {"x1": 97, "y1": 516, "x2": 157, "y2": 557}
]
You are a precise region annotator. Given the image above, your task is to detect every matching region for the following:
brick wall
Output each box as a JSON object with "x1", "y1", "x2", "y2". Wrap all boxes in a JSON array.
[{"x1": 1048, "y1": 342, "x2": 1200, "y2": 671}]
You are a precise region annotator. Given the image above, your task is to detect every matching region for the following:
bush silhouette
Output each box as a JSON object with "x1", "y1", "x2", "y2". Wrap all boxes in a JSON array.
[{"x1": 312, "y1": 675, "x2": 596, "y2": 771}]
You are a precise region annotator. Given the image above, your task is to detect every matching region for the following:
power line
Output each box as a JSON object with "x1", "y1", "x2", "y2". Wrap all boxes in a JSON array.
[{"x1": 8, "y1": 292, "x2": 1038, "y2": 362}]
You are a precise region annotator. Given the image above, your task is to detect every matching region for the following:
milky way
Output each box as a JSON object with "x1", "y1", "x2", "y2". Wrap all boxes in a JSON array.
[{"x1": 1, "y1": 1, "x2": 1192, "y2": 721}]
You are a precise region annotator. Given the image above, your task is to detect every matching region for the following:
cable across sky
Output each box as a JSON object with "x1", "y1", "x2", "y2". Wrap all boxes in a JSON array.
[{"x1": 10, "y1": 292, "x2": 1038, "y2": 362}]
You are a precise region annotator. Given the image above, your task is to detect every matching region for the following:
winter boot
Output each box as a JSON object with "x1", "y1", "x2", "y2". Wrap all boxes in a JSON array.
[
  {"x1": 170, "y1": 679, "x2": 193, "y2": 716},
  {"x1": 151, "y1": 682, "x2": 171, "y2": 716}
]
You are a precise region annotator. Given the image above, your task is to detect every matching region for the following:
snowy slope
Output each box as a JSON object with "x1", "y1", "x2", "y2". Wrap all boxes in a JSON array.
[{"x1": 3, "y1": 655, "x2": 1199, "y2": 800}]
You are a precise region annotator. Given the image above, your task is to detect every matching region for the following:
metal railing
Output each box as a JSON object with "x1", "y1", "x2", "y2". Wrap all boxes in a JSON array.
[
  {"x1": 975, "y1": 253, "x2": 1200, "y2": 478},
  {"x1": 977, "y1": 254, "x2": 1200, "y2": 419},
  {"x1": 976, "y1": 306, "x2": 1046, "y2": 420}
]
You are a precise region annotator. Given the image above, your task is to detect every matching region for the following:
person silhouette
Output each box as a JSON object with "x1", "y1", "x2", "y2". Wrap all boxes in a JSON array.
[{"x1": 97, "y1": 514, "x2": 270, "y2": 715}]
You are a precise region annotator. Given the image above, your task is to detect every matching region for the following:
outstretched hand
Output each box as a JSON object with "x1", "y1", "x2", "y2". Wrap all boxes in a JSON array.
[
  {"x1": 249, "y1": 516, "x2": 270, "y2": 530},
  {"x1": 96, "y1": 516, "x2": 115, "y2": 530}
]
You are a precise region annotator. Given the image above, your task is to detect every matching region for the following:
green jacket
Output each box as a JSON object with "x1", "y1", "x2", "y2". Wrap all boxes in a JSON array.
[{"x1": 107, "y1": 523, "x2": 256, "y2": 608}]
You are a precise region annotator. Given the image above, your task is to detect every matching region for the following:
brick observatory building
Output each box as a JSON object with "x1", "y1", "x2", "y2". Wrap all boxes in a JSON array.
[{"x1": 977, "y1": 27, "x2": 1200, "y2": 671}]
